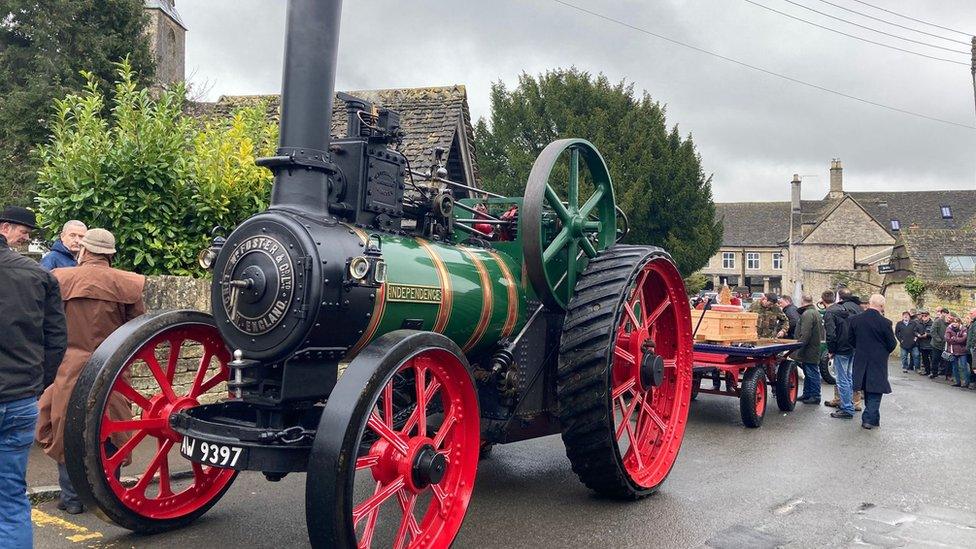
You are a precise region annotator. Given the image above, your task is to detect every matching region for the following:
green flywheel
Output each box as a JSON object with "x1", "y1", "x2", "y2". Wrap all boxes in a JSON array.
[{"x1": 522, "y1": 139, "x2": 617, "y2": 311}]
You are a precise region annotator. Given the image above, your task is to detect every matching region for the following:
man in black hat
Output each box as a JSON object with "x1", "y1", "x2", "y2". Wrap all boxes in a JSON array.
[{"x1": 0, "y1": 205, "x2": 67, "y2": 546}]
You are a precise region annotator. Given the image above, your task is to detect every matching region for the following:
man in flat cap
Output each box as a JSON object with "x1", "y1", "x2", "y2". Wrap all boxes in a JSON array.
[
  {"x1": 0, "y1": 206, "x2": 67, "y2": 547},
  {"x1": 37, "y1": 228, "x2": 146, "y2": 514}
]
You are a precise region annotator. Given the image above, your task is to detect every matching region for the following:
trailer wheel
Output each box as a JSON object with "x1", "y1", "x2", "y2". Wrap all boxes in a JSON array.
[
  {"x1": 774, "y1": 360, "x2": 799, "y2": 412},
  {"x1": 63, "y1": 310, "x2": 237, "y2": 533},
  {"x1": 820, "y1": 354, "x2": 837, "y2": 385},
  {"x1": 558, "y1": 246, "x2": 693, "y2": 499},
  {"x1": 306, "y1": 331, "x2": 480, "y2": 549},
  {"x1": 739, "y1": 367, "x2": 767, "y2": 428}
]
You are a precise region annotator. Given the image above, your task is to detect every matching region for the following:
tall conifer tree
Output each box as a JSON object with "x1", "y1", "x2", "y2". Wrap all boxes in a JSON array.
[{"x1": 475, "y1": 68, "x2": 722, "y2": 275}]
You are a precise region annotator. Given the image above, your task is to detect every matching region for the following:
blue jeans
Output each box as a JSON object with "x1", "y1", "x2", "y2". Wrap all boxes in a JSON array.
[
  {"x1": 833, "y1": 354, "x2": 855, "y2": 414},
  {"x1": 863, "y1": 392, "x2": 882, "y2": 426},
  {"x1": 0, "y1": 397, "x2": 38, "y2": 549},
  {"x1": 950, "y1": 354, "x2": 971, "y2": 385},
  {"x1": 800, "y1": 361, "x2": 821, "y2": 400},
  {"x1": 900, "y1": 347, "x2": 919, "y2": 371}
]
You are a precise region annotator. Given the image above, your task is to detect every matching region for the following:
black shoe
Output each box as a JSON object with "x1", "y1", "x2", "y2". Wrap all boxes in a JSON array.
[
  {"x1": 830, "y1": 410, "x2": 854, "y2": 419},
  {"x1": 929, "y1": 374, "x2": 938, "y2": 379},
  {"x1": 861, "y1": 422, "x2": 874, "y2": 430},
  {"x1": 951, "y1": 383, "x2": 962, "y2": 387},
  {"x1": 56, "y1": 500, "x2": 66, "y2": 511},
  {"x1": 64, "y1": 502, "x2": 84, "y2": 515},
  {"x1": 802, "y1": 398, "x2": 821, "y2": 405}
]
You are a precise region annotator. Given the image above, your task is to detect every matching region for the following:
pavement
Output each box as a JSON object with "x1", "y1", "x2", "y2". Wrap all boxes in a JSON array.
[{"x1": 30, "y1": 360, "x2": 976, "y2": 548}]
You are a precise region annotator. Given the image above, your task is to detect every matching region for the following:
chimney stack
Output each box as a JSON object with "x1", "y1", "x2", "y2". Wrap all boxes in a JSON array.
[
  {"x1": 828, "y1": 158, "x2": 844, "y2": 198},
  {"x1": 791, "y1": 173, "x2": 801, "y2": 213}
]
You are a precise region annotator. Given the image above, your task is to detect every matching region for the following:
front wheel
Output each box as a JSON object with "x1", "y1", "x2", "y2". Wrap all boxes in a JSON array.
[
  {"x1": 64, "y1": 310, "x2": 237, "y2": 533},
  {"x1": 306, "y1": 331, "x2": 480, "y2": 548},
  {"x1": 558, "y1": 246, "x2": 693, "y2": 499}
]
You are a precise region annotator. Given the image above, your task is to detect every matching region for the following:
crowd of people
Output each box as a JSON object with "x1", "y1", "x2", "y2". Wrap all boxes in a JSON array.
[
  {"x1": 0, "y1": 205, "x2": 145, "y2": 547},
  {"x1": 746, "y1": 286, "x2": 976, "y2": 429}
]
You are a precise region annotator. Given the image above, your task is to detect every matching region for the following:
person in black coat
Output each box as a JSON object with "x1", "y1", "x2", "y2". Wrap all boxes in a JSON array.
[
  {"x1": 893, "y1": 311, "x2": 921, "y2": 372},
  {"x1": 848, "y1": 294, "x2": 898, "y2": 429}
]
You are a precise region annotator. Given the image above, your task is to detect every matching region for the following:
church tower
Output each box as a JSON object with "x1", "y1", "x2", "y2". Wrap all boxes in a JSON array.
[{"x1": 144, "y1": 1, "x2": 187, "y2": 87}]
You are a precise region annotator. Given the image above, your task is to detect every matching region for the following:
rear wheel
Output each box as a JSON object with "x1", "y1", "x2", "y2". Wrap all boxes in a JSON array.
[
  {"x1": 306, "y1": 331, "x2": 480, "y2": 548},
  {"x1": 739, "y1": 367, "x2": 767, "y2": 428},
  {"x1": 64, "y1": 310, "x2": 237, "y2": 533},
  {"x1": 558, "y1": 246, "x2": 693, "y2": 498},
  {"x1": 820, "y1": 353, "x2": 836, "y2": 385},
  {"x1": 775, "y1": 360, "x2": 799, "y2": 411}
]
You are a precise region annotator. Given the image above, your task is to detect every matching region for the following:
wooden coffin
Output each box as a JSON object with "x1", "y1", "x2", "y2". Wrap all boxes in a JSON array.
[{"x1": 690, "y1": 308, "x2": 759, "y2": 343}]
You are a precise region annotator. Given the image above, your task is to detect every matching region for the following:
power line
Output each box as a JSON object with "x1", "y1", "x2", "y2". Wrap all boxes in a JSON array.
[
  {"x1": 742, "y1": 0, "x2": 968, "y2": 66},
  {"x1": 548, "y1": 0, "x2": 976, "y2": 131},
  {"x1": 776, "y1": 0, "x2": 969, "y2": 55},
  {"x1": 850, "y1": 0, "x2": 974, "y2": 38},
  {"x1": 813, "y1": 0, "x2": 970, "y2": 46}
]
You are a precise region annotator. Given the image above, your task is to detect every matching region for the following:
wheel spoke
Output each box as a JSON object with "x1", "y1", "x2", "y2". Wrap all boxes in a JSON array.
[
  {"x1": 613, "y1": 345, "x2": 637, "y2": 369},
  {"x1": 102, "y1": 417, "x2": 167, "y2": 436},
  {"x1": 157, "y1": 441, "x2": 173, "y2": 497},
  {"x1": 612, "y1": 377, "x2": 636, "y2": 400},
  {"x1": 414, "y1": 363, "x2": 428, "y2": 437},
  {"x1": 132, "y1": 439, "x2": 174, "y2": 495},
  {"x1": 356, "y1": 453, "x2": 381, "y2": 471},
  {"x1": 402, "y1": 378, "x2": 442, "y2": 437},
  {"x1": 165, "y1": 337, "x2": 183, "y2": 384},
  {"x1": 563, "y1": 239, "x2": 578, "y2": 294},
  {"x1": 544, "y1": 185, "x2": 571, "y2": 224},
  {"x1": 367, "y1": 413, "x2": 409, "y2": 455},
  {"x1": 359, "y1": 482, "x2": 382, "y2": 549},
  {"x1": 105, "y1": 429, "x2": 148, "y2": 469},
  {"x1": 431, "y1": 483, "x2": 449, "y2": 510},
  {"x1": 141, "y1": 349, "x2": 178, "y2": 403},
  {"x1": 393, "y1": 490, "x2": 421, "y2": 549},
  {"x1": 112, "y1": 379, "x2": 153, "y2": 411},
  {"x1": 579, "y1": 237, "x2": 598, "y2": 258},
  {"x1": 433, "y1": 409, "x2": 457, "y2": 449},
  {"x1": 646, "y1": 296, "x2": 672, "y2": 327},
  {"x1": 352, "y1": 476, "x2": 405, "y2": 526},
  {"x1": 615, "y1": 395, "x2": 640, "y2": 441},
  {"x1": 623, "y1": 302, "x2": 642, "y2": 330},
  {"x1": 197, "y1": 372, "x2": 227, "y2": 396},
  {"x1": 568, "y1": 148, "x2": 579, "y2": 211},
  {"x1": 578, "y1": 187, "x2": 605, "y2": 218},
  {"x1": 188, "y1": 350, "x2": 215, "y2": 397},
  {"x1": 542, "y1": 227, "x2": 570, "y2": 264},
  {"x1": 382, "y1": 383, "x2": 394, "y2": 428},
  {"x1": 583, "y1": 221, "x2": 601, "y2": 232}
]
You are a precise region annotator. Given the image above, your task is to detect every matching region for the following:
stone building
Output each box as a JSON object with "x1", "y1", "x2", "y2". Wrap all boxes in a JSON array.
[
  {"x1": 884, "y1": 228, "x2": 976, "y2": 318},
  {"x1": 190, "y1": 86, "x2": 481, "y2": 191},
  {"x1": 144, "y1": 0, "x2": 186, "y2": 86},
  {"x1": 700, "y1": 159, "x2": 976, "y2": 304}
]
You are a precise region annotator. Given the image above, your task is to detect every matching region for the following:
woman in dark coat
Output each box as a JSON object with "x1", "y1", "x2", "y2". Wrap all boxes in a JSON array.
[{"x1": 848, "y1": 294, "x2": 897, "y2": 429}]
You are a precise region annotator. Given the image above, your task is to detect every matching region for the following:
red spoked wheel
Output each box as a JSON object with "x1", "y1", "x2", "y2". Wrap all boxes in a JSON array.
[
  {"x1": 64, "y1": 310, "x2": 238, "y2": 533},
  {"x1": 558, "y1": 245, "x2": 693, "y2": 498},
  {"x1": 739, "y1": 367, "x2": 768, "y2": 428},
  {"x1": 307, "y1": 332, "x2": 480, "y2": 548}
]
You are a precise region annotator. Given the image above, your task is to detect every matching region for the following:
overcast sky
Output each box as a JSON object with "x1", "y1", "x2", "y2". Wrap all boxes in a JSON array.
[{"x1": 177, "y1": 0, "x2": 976, "y2": 202}]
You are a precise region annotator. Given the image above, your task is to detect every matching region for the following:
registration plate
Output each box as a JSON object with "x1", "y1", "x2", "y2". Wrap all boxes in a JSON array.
[{"x1": 180, "y1": 436, "x2": 247, "y2": 469}]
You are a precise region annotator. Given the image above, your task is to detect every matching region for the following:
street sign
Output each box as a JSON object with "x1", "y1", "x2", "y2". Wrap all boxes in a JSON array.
[{"x1": 877, "y1": 264, "x2": 895, "y2": 274}]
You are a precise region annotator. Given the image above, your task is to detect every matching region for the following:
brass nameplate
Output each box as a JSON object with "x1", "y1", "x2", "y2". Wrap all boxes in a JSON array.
[{"x1": 386, "y1": 284, "x2": 443, "y2": 304}]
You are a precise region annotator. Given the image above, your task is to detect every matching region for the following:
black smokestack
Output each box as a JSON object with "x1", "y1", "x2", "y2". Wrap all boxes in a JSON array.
[{"x1": 266, "y1": 0, "x2": 343, "y2": 216}]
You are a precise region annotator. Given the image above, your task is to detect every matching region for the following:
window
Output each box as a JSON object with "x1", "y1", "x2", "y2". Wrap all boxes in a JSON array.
[
  {"x1": 890, "y1": 219, "x2": 900, "y2": 231},
  {"x1": 941, "y1": 205, "x2": 952, "y2": 219},
  {"x1": 746, "y1": 252, "x2": 760, "y2": 270},
  {"x1": 722, "y1": 252, "x2": 735, "y2": 269},
  {"x1": 772, "y1": 253, "x2": 783, "y2": 270},
  {"x1": 944, "y1": 256, "x2": 976, "y2": 274}
]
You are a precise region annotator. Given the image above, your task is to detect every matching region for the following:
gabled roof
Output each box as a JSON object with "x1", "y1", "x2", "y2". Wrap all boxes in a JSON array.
[
  {"x1": 714, "y1": 202, "x2": 791, "y2": 247},
  {"x1": 189, "y1": 86, "x2": 479, "y2": 186},
  {"x1": 798, "y1": 194, "x2": 893, "y2": 244},
  {"x1": 895, "y1": 228, "x2": 976, "y2": 285},
  {"x1": 145, "y1": 0, "x2": 187, "y2": 30},
  {"x1": 846, "y1": 190, "x2": 976, "y2": 232}
]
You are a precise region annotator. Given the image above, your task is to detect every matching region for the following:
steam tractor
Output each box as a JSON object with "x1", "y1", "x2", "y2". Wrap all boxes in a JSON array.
[{"x1": 64, "y1": 1, "x2": 693, "y2": 546}]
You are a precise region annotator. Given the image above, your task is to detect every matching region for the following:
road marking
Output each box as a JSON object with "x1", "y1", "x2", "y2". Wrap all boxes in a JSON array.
[{"x1": 32, "y1": 508, "x2": 104, "y2": 543}]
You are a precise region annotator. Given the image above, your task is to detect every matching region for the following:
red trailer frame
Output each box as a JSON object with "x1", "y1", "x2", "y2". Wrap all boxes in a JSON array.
[{"x1": 691, "y1": 341, "x2": 803, "y2": 428}]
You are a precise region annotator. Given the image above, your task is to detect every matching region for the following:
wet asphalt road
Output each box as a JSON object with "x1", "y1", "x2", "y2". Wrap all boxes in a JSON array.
[{"x1": 34, "y1": 361, "x2": 976, "y2": 548}]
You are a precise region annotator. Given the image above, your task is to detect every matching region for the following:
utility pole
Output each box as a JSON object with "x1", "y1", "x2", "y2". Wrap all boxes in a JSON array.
[{"x1": 971, "y1": 37, "x2": 976, "y2": 119}]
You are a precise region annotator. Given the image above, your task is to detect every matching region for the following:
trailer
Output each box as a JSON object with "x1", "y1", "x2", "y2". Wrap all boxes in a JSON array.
[{"x1": 690, "y1": 340, "x2": 803, "y2": 428}]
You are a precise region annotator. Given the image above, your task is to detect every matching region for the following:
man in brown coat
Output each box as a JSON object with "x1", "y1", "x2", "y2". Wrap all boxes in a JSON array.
[{"x1": 36, "y1": 228, "x2": 145, "y2": 514}]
